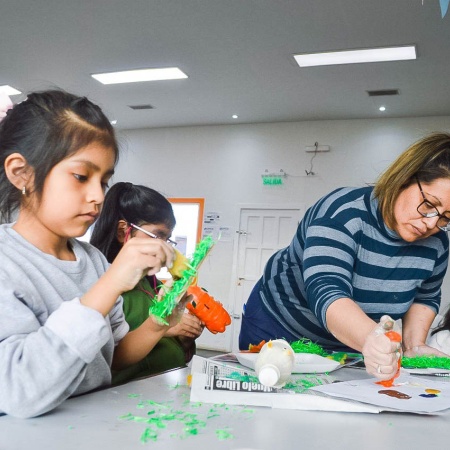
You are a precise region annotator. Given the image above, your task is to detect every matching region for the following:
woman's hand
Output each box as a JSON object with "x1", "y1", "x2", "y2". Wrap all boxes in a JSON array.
[
  {"x1": 362, "y1": 316, "x2": 402, "y2": 380},
  {"x1": 403, "y1": 344, "x2": 449, "y2": 358},
  {"x1": 106, "y1": 237, "x2": 175, "y2": 294}
]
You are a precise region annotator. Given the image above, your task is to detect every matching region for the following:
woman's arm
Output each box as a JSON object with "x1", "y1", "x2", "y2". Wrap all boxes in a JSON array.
[
  {"x1": 326, "y1": 298, "x2": 400, "y2": 380},
  {"x1": 402, "y1": 303, "x2": 448, "y2": 357},
  {"x1": 326, "y1": 297, "x2": 377, "y2": 351}
]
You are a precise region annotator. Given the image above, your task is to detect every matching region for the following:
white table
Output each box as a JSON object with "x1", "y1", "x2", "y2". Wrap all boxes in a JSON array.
[{"x1": 1, "y1": 366, "x2": 450, "y2": 450}]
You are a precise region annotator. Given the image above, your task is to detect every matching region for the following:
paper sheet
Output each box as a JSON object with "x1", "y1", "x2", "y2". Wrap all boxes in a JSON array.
[{"x1": 311, "y1": 373, "x2": 450, "y2": 414}]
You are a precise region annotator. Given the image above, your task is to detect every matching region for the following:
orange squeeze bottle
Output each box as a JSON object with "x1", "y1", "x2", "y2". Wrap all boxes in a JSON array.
[{"x1": 376, "y1": 330, "x2": 402, "y2": 388}]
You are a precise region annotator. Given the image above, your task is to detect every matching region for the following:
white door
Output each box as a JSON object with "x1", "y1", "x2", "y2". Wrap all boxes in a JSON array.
[{"x1": 230, "y1": 206, "x2": 304, "y2": 352}]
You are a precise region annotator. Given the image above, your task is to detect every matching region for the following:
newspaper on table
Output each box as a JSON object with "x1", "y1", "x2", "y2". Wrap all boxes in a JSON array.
[
  {"x1": 190, "y1": 355, "x2": 450, "y2": 415},
  {"x1": 189, "y1": 355, "x2": 382, "y2": 413}
]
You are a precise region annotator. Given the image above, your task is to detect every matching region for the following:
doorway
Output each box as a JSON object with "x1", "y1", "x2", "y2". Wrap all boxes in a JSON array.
[{"x1": 230, "y1": 205, "x2": 304, "y2": 352}]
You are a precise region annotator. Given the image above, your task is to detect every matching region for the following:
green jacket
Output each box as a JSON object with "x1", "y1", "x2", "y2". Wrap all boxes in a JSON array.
[{"x1": 112, "y1": 276, "x2": 193, "y2": 385}]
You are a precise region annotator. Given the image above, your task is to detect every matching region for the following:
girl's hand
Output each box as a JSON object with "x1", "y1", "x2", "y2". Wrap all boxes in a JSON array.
[
  {"x1": 106, "y1": 237, "x2": 174, "y2": 294},
  {"x1": 362, "y1": 316, "x2": 402, "y2": 380},
  {"x1": 163, "y1": 289, "x2": 193, "y2": 329},
  {"x1": 165, "y1": 313, "x2": 204, "y2": 339}
]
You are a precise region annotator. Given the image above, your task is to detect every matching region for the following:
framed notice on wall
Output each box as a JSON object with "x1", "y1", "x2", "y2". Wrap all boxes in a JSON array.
[{"x1": 168, "y1": 198, "x2": 205, "y2": 257}]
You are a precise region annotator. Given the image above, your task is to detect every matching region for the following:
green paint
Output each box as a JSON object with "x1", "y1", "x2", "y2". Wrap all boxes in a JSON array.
[{"x1": 402, "y1": 355, "x2": 450, "y2": 370}]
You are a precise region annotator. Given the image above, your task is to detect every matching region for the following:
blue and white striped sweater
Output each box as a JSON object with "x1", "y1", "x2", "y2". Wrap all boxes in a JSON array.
[{"x1": 260, "y1": 187, "x2": 449, "y2": 348}]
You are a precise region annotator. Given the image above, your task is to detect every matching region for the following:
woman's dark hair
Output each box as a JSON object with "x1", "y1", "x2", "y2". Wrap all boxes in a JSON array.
[
  {"x1": 0, "y1": 89, "x2": 118, "y2": 222},
  {"x1": 374, "y1": 132, "x2": 450, "y2": 228},
  {"x1": 90, "y1": 182, "x2": 176, "y2": 262}
]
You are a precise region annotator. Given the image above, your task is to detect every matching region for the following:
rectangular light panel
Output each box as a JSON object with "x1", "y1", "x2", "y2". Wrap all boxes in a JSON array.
[
  {"x1": 0, "y1": 85, "x2": 22, "y2": 96},
  {"x1": 92, "y1": 67, "x2": 188, "y2": 85},
  {"x1": 294, "y1": 45, "x2": 416, "y2": 67}
]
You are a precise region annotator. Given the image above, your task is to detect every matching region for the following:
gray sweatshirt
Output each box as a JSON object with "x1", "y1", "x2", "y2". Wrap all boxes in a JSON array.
[{"x1": 0, "y1": 224, "x2": 129, "y2": 418}]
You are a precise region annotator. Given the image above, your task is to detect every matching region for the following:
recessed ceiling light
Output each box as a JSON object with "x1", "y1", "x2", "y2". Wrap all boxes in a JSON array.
[
  {"x1": 379, "y1": 106, "x2": 386, "y2": 111},
  {"x1": 0, "y1": 85, "x2": 22, "y2": 96},
  {"x1": 110, "y1": 120, "x2": 117, "y2": 125},
  {"x1": 232, "y1": 114, "x2": 239, "y2": 119},
  {"x1": 91, "y1": 67, "x2": 188, "y2": 85},
  {"x1": 293, "y1": 45, "x2": 416, "y2": 67}
]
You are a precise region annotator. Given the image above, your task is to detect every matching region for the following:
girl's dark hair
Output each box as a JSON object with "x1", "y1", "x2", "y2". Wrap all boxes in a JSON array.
[
  {"x1": 0, "y1": 89, "x2": 118, "y2": 222},
  {"x1": 90, "y1": 182, "x2": 176, "y2": 262}
]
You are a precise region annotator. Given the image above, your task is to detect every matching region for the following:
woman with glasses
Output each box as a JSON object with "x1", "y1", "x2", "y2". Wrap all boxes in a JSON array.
[
  {"x1": 240, "y1": 132, "x2": 450, "y2": 382},
  {"x1": 91, "y1": 182, "x2": 204, "y2": 384}
]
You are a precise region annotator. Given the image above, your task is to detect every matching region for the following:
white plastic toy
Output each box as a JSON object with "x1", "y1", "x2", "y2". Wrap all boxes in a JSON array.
[{"x1": 254, "y1": 339, "x2": 295, "y2": 388}]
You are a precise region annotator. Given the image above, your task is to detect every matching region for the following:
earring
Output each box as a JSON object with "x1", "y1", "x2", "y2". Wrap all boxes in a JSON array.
[{"x1": 21, "y1": 186, "x2": 26, "y2": 196}]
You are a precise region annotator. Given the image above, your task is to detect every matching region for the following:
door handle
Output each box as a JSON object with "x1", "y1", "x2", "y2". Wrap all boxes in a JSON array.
[{"x1": 232, "y1": 314, "x2": 241, "y2": 319}]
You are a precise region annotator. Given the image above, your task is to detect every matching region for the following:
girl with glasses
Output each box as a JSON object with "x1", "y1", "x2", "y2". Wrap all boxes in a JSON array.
[
  {"x1": 90, "y1": 182, "x2": 204, "y2": 385},
  {"x1": 240, "y1": 132, "x2": 450, "y2": 382}
]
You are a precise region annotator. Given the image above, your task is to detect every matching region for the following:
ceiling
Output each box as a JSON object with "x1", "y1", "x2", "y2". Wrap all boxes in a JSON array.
[{"x1": 2, "y1": 0, "x2": 450, "y2": 130}]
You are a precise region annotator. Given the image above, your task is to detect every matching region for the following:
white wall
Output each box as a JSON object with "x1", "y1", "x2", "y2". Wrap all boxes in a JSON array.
[{"x1": 114, "y1": 116, "x2": 450, "y2": 347}]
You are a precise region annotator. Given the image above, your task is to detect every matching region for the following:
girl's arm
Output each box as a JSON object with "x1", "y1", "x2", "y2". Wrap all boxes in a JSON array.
[
  {"x1": 112, "y1": 317, "x2": 168, "y2": 369},
  {"x1": 112, "y1": 293, "x2": 190, "y2": 369}
]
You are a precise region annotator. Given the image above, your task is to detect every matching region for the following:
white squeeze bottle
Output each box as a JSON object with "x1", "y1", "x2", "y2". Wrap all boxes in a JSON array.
[{"x1": 254, "y1": 339, "x2": 295, "y2": 388}]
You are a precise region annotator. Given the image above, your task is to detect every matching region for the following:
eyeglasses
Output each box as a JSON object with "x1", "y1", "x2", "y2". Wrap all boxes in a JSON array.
[
  {"x1": 416, "y1": 177, "x2": 450, "y2": 232},
  {"x1": 129, "y1": 222, "x2": 177, "y2": 246}
]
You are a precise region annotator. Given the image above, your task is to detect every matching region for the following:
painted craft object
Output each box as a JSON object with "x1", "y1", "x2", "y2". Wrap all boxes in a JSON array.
[
  {"x1": 186, "y1": 285, "x2": 231, "y2": 334},
  {"x1": 148, "y1": 236, "x2": 215, "y2": 325},
  {"x1": 254, "y1": 339, "x2": 295, "y2": 388}
]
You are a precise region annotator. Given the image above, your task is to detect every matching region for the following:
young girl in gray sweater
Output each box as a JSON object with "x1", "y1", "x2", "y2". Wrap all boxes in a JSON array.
[{"x1": 0, "y1": 90, "x2": 183, "y2": 418}]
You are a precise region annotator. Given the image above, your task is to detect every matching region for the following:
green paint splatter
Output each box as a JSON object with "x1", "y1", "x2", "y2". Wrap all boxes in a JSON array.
[
  {"x1": 140, "y1": 427, "x2": 158, "y2": 443},
  {"x1": 216, "y1": 428, "x2": 234, "y2": 440},
  {"x1": 119, "y1": 388, "x2": 257, "y2": 443}
]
